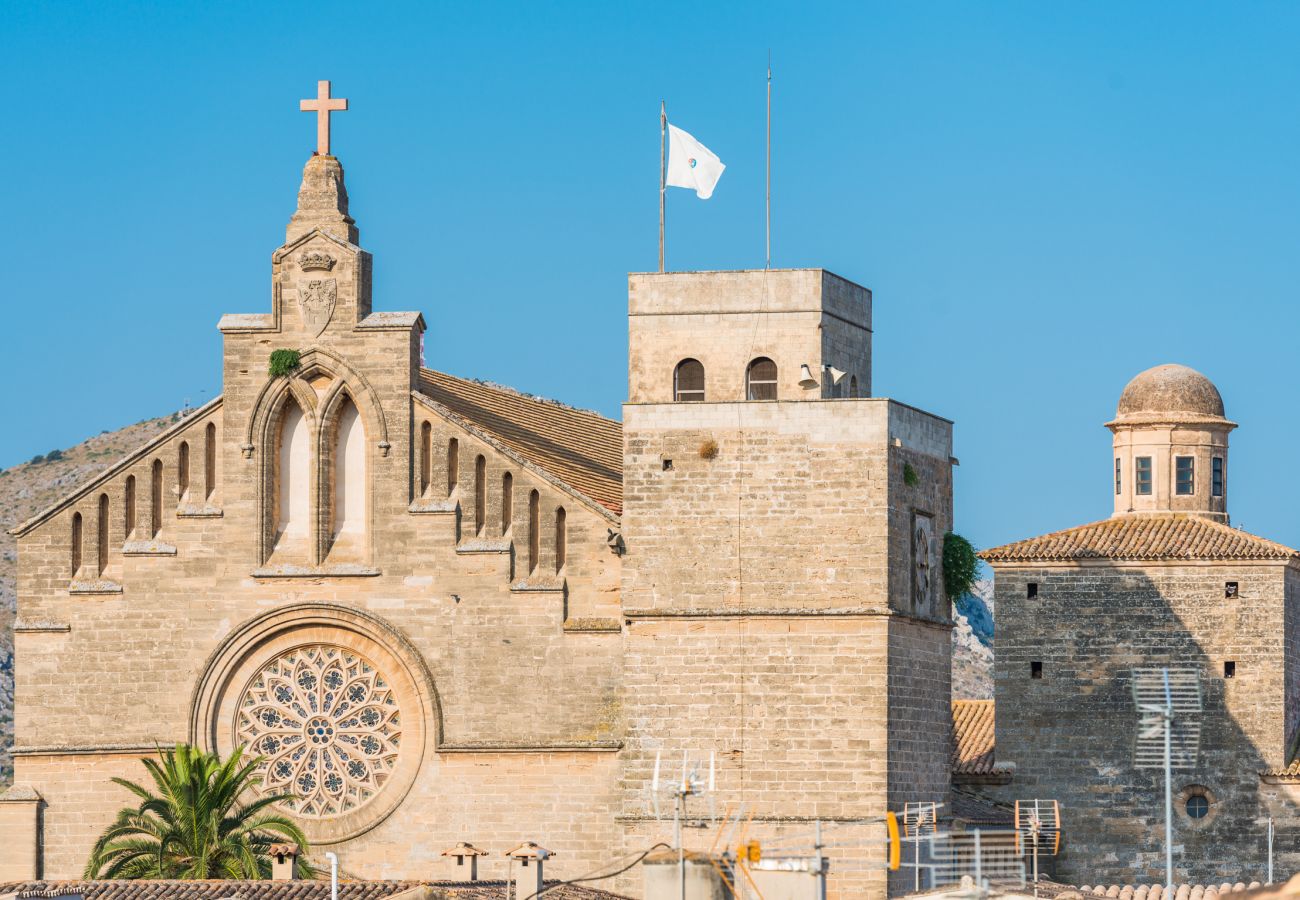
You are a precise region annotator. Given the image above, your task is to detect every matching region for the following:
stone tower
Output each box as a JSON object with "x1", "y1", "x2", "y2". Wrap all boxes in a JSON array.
[
  {"x1": 982, "y1": 363, "x2": 1300, "y2": 885},
  {"x1": 1108, "y1": 364, "x2": 1234, "y2": 521},
  {"x1": 617, "y1": 269, "x2": 956, "y2": 897}
]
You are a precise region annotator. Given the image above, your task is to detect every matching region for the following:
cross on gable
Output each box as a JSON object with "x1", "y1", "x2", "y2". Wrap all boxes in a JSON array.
[{"x1": 300, "y1": 80, "x2": 348, "y2": 156}]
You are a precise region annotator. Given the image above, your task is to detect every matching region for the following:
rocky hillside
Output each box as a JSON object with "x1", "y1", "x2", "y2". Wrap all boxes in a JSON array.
[
  {"x1": 0, "y1": 412, "x2": 180, "y2": 785},
  {"x1": 952, "y1": 579, "x2": 995, "y2": 700}
]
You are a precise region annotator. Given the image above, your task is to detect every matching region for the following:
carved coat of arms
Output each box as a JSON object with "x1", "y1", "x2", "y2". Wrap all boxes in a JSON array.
[
  {"x1": 298, "y1": 278, "x2": 336, "y2": 337},
  {"x1": 912, "y1": 511, "x2": 935, "y2": 614}
]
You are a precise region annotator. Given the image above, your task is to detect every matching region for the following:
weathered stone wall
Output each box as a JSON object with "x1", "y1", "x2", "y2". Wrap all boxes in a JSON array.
[{"x1": 988, "y1": 562, "x2": 1298, "y2": 884}]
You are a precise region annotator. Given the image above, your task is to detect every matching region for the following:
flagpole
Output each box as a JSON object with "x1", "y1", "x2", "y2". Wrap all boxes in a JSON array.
[
  {"x1": 766, "y1": 52, "x2": 772, "y2": 270},
  {"x1": 660, "y1": 100, "x2": 667, "y2": 273}
]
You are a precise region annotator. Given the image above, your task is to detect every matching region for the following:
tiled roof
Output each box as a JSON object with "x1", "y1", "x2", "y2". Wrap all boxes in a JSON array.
[
  {"x1": 0, "y1": 881, "x2": 631, "y2": 900},
  {"x1": 952, "y1": 699, "x2": 997, "y2": 776},
  {"x1": 1070, "y1": 883, "x2": 1262, "y2": 898},
  {"x1": 417, "y1": 369, "x2": 622, "y2": 516},
  {"x1": 949, "y1": 788, "x2": 1014, "y2": 827},
  {"x1": 980, "y1": 515, "x2": 1299, "y2": 564}
]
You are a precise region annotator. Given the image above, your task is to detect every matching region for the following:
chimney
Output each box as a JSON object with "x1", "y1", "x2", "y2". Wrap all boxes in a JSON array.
[
  {"x1": 441, "y1": 842, "x2": 489, "y2": 881},
  {"x1": 269, "y1": 842, "x2": 300, "y2": 880},
  {"x1": 505, "y1": 842, "x2": 553, "y2": 899}
]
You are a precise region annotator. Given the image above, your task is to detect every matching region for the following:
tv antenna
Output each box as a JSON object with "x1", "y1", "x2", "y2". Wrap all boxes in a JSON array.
[
  {"x1": 650, "y1": 749, "x2": 717, "y2": 900},
  {"x1": 903, "y1": 801, "x2": 939, "y2": 891},
  {"x1": 1013, "y1": 799, "x2": 1060, "y2": 894},
  {"x1": 1132, "y1": 667, "x2": 1202, "y2": 887}
]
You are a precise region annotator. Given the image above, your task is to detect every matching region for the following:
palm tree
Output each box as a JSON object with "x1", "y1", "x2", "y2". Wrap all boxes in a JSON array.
[{"x1": 84, "y1": 743, "x2": 313, "y2": 879}]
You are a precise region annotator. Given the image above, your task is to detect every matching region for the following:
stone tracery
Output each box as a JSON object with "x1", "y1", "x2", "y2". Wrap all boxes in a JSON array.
[{"x1": 236, "y1": 644, "x2": 401, "y2": 818}]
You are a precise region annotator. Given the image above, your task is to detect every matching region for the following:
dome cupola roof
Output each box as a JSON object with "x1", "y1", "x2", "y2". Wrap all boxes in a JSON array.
[{"x1": 1108, "y1": 364, "x2": 1233, "y2": 428}]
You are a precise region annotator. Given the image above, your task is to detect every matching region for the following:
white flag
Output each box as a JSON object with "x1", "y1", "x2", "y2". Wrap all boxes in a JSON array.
[{"x1": 666, "y1": 123, "x2": 725, "y2": 199}]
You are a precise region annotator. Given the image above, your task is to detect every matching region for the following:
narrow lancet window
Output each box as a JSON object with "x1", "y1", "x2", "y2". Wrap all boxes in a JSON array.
[
  {"x1": 528, "y1": 490, "x2": 540, "y2": 574},
  {"x1": 151, "y1": 459, "x2": 163, "y2": 538},
  {"x1": 71, "y1": 512, "x2": 83, "y2": 578},
  {"x1": 1212, "y1": 457, "x2": 1224, "y2": 498},
  {"x1": 420, "y1": 421, "x2": 432, "y2": 497},
  {"x1": 474, "y1": 455, "x2": 486, "y2": 536},
  {"x1": 501, "y1": 472, "x2": 513, "y2": 535},
  {"x1": 124, "y1": 475, "x2": 137, "y2": 539},
  {"x1": 333, "y1": 397, "x2": 366, "y2": 542},
  {"x1": 277, "y1": 400, "x2": 310, "y2": 545},
  {"x1": 204, "y1": 422, "x2": 217, "y2": 500},
  {"x1": 178, "y1": 441, "x2": 190, "y2": 502},
  {"x1": 97, "y1": 493, "x2": 109, "y2": 576},
  {"x1": 555, "y1": 507, "x2": 567, "y2": 573},
  {"x1": 674, "y1": 359, "x2": 705, "y2": 402},
  {"x1": 447, "y1": 438, "x2": 459, "y2": 497}
]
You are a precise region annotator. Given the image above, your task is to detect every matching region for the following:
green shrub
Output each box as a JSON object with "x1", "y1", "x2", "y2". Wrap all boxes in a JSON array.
[
  {"x1": 45, "y1": 449, "x2": 64, "y2": 462},
  {"x1": 269, "y1": 349, "x2": 302, "y2": 378},
  {"x1": 943, "y1": 532, "x2": 979, "y2": 602},
  {"x1": 28, "y1": 454, "x2": 44, "y2": 465},
  {"x1": 903, "y1": 462, "x2": 920, "y2": 487}
]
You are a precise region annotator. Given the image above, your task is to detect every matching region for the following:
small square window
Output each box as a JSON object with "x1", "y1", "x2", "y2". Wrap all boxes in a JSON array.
[
  {"x1": 1224, "y1": 661, "x2": 1236, "y2": 679},
  {"x1": 1031, "y1": 661, "x2": 1043, "y2": 679},
  {"x1": 1225, "y1": 582, "x2": 1238, "y2": 599},
  {"x1": 1136, "y1": 457, "x2": 1153, "y2": 496},
  {"x1": 1027, "y1": 582, "x2": 1039, "y2": 600},
  {"x1": 1212, "y1": 457, "x2": 1224, "y2": 498},
  {"x1": 1176, "y1": 456, "x2": 1195, "y2": 496}
]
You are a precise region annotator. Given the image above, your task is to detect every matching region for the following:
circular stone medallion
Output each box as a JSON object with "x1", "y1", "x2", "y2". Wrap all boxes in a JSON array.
[{"x1": 236, "y1": 644, "x2": 402, "y2": 819}]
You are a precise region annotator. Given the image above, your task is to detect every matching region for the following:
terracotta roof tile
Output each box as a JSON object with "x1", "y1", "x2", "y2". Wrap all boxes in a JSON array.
[
  {"x1": 0, "y1": 881, "x2": 631, "y2": 900},
  {"x1": 980, "y1": 515, "x2": 1299, "y2": 564},
  {"x1": 952, "y1": 699, "x2": 996, "y2": 776},
  {"x1": 417, "y1": 369, "x2": 622, "y2": 516}
]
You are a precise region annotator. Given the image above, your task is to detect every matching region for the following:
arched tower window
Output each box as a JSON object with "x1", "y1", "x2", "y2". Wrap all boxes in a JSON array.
[
  {"x1": 97, "y1": 493, "x2": 109, "y2": 576},
  {"x1": 332, "y1": 396, "x2": 366, "y2": 542},
  {"x1": 528, "y1": 490, "x2": 540, "y2": 574},
  {"x1": 746, "y1": 357, "x2": 778, "y2": 401},
  {"x1": 178, "y1": 441, "x2": 190, "y2": 502},
  {"x1": 419, "y1": 421, "x2": 432, "y2": 497},
  {"x1": 124, "y1": 475, "x2": 137, "y2": 539},
  {"x1": 204, "y1": 422, "x2": 217, "y2": 500},
  {"x1": 277, "y1": 399, "x2": 310, "y2": 546},
  {"x1": 150, "y1": 459, "x2": 163, "y2": 539},
  {"x1": 71, "y1": 512, "x2": 83, "y2": 578},
  {"x1": 474, "y1": 455, "x2": 487, "y2": 536},
  {"x1": 555, "y1": 506, "x2": 567, "y2": 574},
  {"x1": 848, "y1": 375, "x2": 859, "y2": 398},
  {"x1": 501, "y1": 472, "x2": 513, "y2": 535},
  {"x1": 447, "y1": 438, "x2": 459, "y2": 497},
  {"x1": 674, "y1": 359, "x2": 705, "y2": 402}
]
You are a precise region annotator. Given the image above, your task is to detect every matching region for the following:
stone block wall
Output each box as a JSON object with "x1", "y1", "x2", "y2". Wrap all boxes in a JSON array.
[{"x1": 988, "y1": 562, "x2": 1299, "y2": 884}]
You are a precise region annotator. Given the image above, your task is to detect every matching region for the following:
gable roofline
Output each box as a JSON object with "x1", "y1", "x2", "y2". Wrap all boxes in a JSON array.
[
  {"x1": 980, "y1": 513, "x2": 1300, "y2": 564},
  {"x1": 9, "y1": 397, "x2": 224, "y2": 538},
  {"x1": 412, "y1": 391, "x2": 619, "y2": 525}
]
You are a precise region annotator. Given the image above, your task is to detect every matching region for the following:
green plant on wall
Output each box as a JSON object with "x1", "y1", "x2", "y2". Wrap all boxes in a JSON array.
[
  {"x1": 903, "y1": 462, "x2": 920, "y2": 487},
  {"x1": 942, "y1": 532, "x2": 979, "y2": 601},
  {"x1": 268, "y1": 349, "x2": 302, "y2": 378}
]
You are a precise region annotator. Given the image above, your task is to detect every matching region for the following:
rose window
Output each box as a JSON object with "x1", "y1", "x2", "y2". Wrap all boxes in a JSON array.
[{"x1": 236, "y1": 644, "x2": 401, "y2": 818}]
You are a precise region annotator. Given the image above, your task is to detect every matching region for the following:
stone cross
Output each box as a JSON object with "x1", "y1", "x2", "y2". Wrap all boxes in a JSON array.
[{"x1": 300, "y1": 80, "x2": 348, "y2": 156}]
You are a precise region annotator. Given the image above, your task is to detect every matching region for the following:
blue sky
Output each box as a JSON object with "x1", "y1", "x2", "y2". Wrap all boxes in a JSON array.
[{"x1": 4, "y1": 1, "x2": 1300, "y2": 554}]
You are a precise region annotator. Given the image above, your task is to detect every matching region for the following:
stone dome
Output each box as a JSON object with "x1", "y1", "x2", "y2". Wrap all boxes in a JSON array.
[{"x1": 1112, "y1": 364, "x2": 1227, "y2": 424}]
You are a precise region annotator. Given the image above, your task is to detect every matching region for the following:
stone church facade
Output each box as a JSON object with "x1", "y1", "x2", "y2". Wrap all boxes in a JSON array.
[
  {"x1": 0, "y1": 144, "x2": 955, "y2": 898},
  {"x1": 981, "y1": 364, "x2": 1300, "y2": 885}
]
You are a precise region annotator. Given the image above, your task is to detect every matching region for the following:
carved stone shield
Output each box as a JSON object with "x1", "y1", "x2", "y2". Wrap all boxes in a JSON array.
[
  {"x1": 912, "y1": 511, "x2": 934, "y2": 614},
  {"x1": 298, "y1": 278, "x2": 337, "y2": 337}
]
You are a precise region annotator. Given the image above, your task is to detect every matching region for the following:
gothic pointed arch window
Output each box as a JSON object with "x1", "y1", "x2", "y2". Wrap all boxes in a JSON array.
[
  {"x1": 124, "y1": 475, "x2": 137, "y2": 539},
  {"x1": 178, "y1": 441, "x2": 191, "y2": 503},
  {"x1": 331, "y1": 395, "x2": 366, "y2": 549},
  {"x1": 501, "y1": 472, "x2": 513, "y2": 536},
  {"x1": 151, "y1": 459, "x2": 164, "y2": 539},
  {"x1": 746, "y1": 357, "x2": 778, "y2": 400},
  {"x1": 419, "y1": 421, "x2": 432, "y2": 498},
  {"x1": 97, "y1": 493, "x2": 109, "y2": 576},
  {"x1": 554, "y1": 507, "x2": 567, "y2": 574},
  {"x1": 474, "y1": 455, "x2": 486, "y2": 536},
  {"x1": 674, "y1": 359, "x2": 705, "y2": 402},
  {"x1": 205, "y1": 422, "x2": 217, "y2": 501},
  {"x1": 447, "y1": 438, "x2": 459, "y2": 497},
  {"x1": 848, "y1": 375, "x2": 859, "y2": 398},
  {"x1": 276, "y1": 398, "x2": 311, "y2": 551},
  {"x1": 71, "y1": 511, "x2": 83, "y2": 578},
  {"x1": 528, "y1": 490, "x2": 540, "y2": 574}
]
